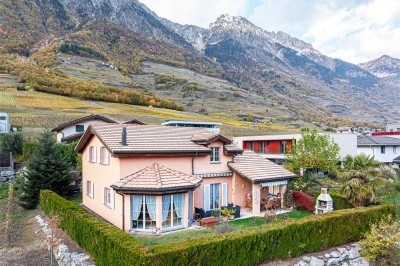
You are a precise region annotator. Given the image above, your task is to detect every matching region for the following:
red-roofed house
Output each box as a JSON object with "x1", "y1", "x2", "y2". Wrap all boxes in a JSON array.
[{"x1": 75, "y1": 124, "x2": 296, "y2": 233}]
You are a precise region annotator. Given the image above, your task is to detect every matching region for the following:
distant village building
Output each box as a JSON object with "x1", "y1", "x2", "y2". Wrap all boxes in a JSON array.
[
  {"x1": 336, "y1": 127, "x2": 353, "y2": 134},
  {"x1": 0, "y1": 112, "x2": 10, "y2": 134},
  {"x1": 386, "y1": 122, "x2": 400, "y2": 132},
  {"x1": 161, "y1": 121, "x2": 222, "y2": 133}
]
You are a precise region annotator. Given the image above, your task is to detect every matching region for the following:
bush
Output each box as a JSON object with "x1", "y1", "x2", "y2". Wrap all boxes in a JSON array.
[
  {"x1": 360, "y1": 215, "x2": 400, "y2": 265},
  {"x1": 215, "y1": 224, "x2": 236, "y2": 234},
  {"x1": 292, "y1": 191, "x2": 314, "y2": 212},
  {"x1": 0, "y1": 132, "x2": 24, "y2": 157},
  {"x1": 40, "y1": 190, "x2": 144, "y2": 266},
  {"x1": 23, "y1": 141, "x2": 38, "y2": 162},
  {"x1": 40, "y1": 190, "x2": 395, "y2": 266},
  {"x1": 314, "y1": 191, "x2": 352, "y2": 210}
]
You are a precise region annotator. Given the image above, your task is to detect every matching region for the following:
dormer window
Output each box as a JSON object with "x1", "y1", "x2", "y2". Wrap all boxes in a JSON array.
[{"x1": 210, "y1": 147, "x2": 220, "y2": 163}]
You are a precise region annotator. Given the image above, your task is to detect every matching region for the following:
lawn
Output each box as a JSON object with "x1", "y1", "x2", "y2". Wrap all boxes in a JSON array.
[
  {"x1": 380, "y1": 192, "x2": 400, "y2": 204},
  {"x1": 68, "y1": 196, "x2": 82, "y2": 205},
  {"x1": 136, "y1": 210, "x2": 313, "y2": 247}
]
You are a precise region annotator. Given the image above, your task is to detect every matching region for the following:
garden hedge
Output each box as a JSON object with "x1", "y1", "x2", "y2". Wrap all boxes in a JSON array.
[
  {"x1": 40, "y1": 190, "x2": 395, "y2": 266},
  {"x1": 314, "y1": 191, "x2": 353, "y2": 210}
]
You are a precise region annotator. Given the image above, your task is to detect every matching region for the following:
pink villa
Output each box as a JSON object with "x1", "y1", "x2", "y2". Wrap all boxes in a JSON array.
[{"x1": 75, "y1": 124, "x2": 296, "y2": 233}]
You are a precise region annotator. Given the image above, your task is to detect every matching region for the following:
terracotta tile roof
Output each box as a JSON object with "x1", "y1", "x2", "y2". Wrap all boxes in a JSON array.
[
  {"x1": 112, "y1": 163, "x2": 202, "y2": 192},
  {"x1": 228, "y1": 151, "x2": 296, "y2": 182},
  {"x1": 61, "y1": 132, "x2": 83, "y2": 143},
  {"x1": 51, "y1": 114, "x2": 116, "y2": 132},
  {"x1": 224, "y1": 144, "x2": 243, "y2": 153},
  {"x1": 78, "y1": 123, "x2": 213, "y2": 154},
  {"x1": 191, "y1": 132, "x2": 232, "y2": 144}
]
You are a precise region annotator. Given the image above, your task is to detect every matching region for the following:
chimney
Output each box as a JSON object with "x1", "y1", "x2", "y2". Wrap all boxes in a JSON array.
[{"x1": 122, "y1": 127, "x2": 127, "y2": 146}]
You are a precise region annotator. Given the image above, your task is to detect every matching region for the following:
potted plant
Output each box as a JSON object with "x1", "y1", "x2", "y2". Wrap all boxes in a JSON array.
[
  {"x1": 220, "y1": 208, "x2": 230, "y2": 222},
  {"x1": 229, "y1": 209, "x2": 236, "y2": 220}
]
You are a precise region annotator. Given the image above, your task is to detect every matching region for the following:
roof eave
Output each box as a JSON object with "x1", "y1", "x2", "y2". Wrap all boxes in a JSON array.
[{"x1": 111, "y1": 182, "x2": 202, "y2": 194}]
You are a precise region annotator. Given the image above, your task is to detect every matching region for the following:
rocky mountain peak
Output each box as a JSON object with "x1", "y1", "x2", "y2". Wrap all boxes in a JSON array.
[
  {"x1": 210, "y1": 14, "x2": 262, "y2": 33},
  {"x1": 359, "y1": 55, "x2": 400, "y2": 78}
]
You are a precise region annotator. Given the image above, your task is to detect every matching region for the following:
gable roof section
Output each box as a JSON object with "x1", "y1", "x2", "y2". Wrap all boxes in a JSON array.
[
  {"x1": 111, "y1": 163, "x2": 202, "y2": 192},
  {"x1": 228, "y1": 151, "x2": 296, "y2": 183},
  {"x1": 123, "y1": 119, "x2": 146, "y2": 125},
  {"x1": 51, "y1": 114, "x2": 117, "y2": 132},
  {"x1": 75, "y1": 124, "x2": 213, "y2": 155},
  {"x1": 357, "y1": 136, "x2": 400, "y2": 146},
  {"x1": 191, "y1": 132, "x2": 232, "y2": 144},
  {"x1": 224, "y1": 144, "x2": 243, "y2": 155}
]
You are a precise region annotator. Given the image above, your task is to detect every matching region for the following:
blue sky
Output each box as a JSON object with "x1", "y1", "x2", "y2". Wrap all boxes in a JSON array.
[{"x1": 140, "y1": 0, "x2": 400, "y2": 64}]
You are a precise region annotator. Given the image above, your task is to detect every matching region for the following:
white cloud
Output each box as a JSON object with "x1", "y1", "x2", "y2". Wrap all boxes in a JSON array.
[{"x1": 139, "y1": 0, "x2": 249, "y2": 27}]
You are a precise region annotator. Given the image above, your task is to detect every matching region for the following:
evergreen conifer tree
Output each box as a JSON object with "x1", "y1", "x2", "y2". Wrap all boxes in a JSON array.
[{"x1": 19, "y1": 131, "x2": 72, "y2": 209}]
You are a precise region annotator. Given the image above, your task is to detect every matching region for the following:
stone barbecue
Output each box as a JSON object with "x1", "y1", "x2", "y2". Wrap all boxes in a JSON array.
[{"x1": 315, "y1": 188, "x2": 333, "y2": 214}]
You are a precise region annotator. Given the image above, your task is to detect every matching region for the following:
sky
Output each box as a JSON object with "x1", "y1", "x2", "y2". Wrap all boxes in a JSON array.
[{"x1": 140, "y1": 0, "x2": 400, "y2": 64}]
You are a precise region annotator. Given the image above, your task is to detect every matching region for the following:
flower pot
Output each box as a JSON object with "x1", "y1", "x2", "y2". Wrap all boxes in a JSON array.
[
  {"x1": 222, "y1": 216, "x2": 228, "y2": 222},
  {"x1": 229, "y1": 215, "x2": 235, "y2": 220}
]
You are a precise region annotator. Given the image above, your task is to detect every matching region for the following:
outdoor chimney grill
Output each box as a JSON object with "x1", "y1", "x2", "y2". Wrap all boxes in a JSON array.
[{"x1": 315, "y1": 188, "x2": 333, "y2": 214}]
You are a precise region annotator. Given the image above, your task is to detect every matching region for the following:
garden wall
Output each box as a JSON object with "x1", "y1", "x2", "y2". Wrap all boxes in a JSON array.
[{"x1": 40, "y1": 190, "x2": 395, "y2": 266}]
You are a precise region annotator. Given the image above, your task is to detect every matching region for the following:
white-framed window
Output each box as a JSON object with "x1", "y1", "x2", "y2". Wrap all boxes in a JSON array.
[
  {"x1": 162, "y1": 193, "x2": 184, "y2": 229},
  {"x1": 131, "y1": 195, "x2": 157, "y2": 230},
  {"x1": 88, "y1": 146, "x2": 97, "y2": 163},
  {"x1": 210, "y1": 147, "x2": 220, "y2": 163},
  {"x1": 101, "y1": 187, "x2": 114, "y2": 209},
  {"x1": 381, "y1": 146, "x2": 385, "y2": 154},
  {"x1": 100, "y1": 147, "x2": 109, "y2": 165},
  {"x1": 85, "y1": 180, "x2": 94, "y2": 198},
  {"x1": 268, "y1": 185, "x2": 280, "y2": 195},
  {"x1": 394, "y1": 146, "x2": 397, "y2": 154},
  {"x1": 203, "y1": 183, "x2": 227, "y2": 211}
]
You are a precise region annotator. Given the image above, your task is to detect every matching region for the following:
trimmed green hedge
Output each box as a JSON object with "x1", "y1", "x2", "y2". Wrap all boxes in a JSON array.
[
  {"x1": 314, "y1": 191, "x2": 353, "y2": 210},
  {"x1": 40, "y1": 190, "x2": 395, "y2": 266},
  {"x1": 40, "y1": 190, "x2": 144, "y2": 266}
]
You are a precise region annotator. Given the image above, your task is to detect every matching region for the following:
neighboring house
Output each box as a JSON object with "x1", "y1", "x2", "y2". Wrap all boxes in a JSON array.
[
  {"x1": 233, "y1": 133, "x2": 357, "y2": 164},
  {"x1": 75, "y1": 124, "x2": 295, "y2": 233},
  {"x1": 386, "y1": 122, "x2": 400, "y2": 132},
  {"x1": 0, "y1": 112, "x2": 10, "y2": 134},
  {"x1": 161, "y1": 121, "x2": 222, "y2": 133},
  {"x1": 357, "y1": 136, "x2": 400, "y2": 168},
  {"x1": 336, "y1": 127, "x2": 353, "y2": 134},
  {"x1": 123, "y1": 119, "x2": 146, "y2": 125},
  {"x1": 52, "y1": 115, "x2": 117, "y2": 143}
]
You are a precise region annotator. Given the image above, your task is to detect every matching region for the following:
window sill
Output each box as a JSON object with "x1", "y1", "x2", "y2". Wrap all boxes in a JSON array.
[{"x1": 210, "y1": 161, "x2": 221, "y2": 164}]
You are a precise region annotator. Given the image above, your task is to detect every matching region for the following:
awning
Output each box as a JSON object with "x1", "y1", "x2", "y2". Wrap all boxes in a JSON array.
[{"x1": 260, "y1": 180, "x2": 288, "y2": 187}]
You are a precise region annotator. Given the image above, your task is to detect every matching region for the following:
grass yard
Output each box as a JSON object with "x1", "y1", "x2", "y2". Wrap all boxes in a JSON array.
[
  {"x1": 136, "y1": 210, "x2": 313, "y2": 247},
  {"x1": 68, "y1": 196, "x2": 82, "y2": 205},
  {"x1": 0, "y1": 183, "x2": 9, "y2": 200},
  {"x1": 380, "y1": 192, "x2": 400, "y2": 204}
]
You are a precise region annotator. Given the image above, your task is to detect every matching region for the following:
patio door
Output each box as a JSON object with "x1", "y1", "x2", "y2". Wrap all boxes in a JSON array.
[
  {"x1": 162, "y1": 193, "x2": 184, "y2": 229},
  {"x1": 188, "y1": 191, "x2": 193, "y2": 224},
  {"x1": 131, "y1": 195, "x2": 156, "y2": 230}
]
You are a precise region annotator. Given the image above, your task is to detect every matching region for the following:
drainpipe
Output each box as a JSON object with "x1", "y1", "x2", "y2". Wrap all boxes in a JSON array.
[
  {"x1": 191, "y1": 152, "x2": 198, "y2": 175},
  {"x1": 116, "y1": 191, "x2": 125, "y2": 231}
]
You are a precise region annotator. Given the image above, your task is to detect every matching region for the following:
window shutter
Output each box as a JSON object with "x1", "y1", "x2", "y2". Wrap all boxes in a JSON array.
[
  {"x1": 100, "y1": 186, "x2": 104, "y2": 204},
  {"x1": 97, "y1": 146, "x2": 101, "y2": 163},
  {"x1": 204, "y1": 184, "x2": 210, "y2": 211},
  {"x1": 91, "y1": 182, "x2": 94, "y2": 198},
  {"x1": 83, "y1": 180, "x2": 87, "y2": 195},
  {"x1": 222, "y1": 183, "x2": 228, "y2": 207},
  {"x1": 104, "y1": 149, "x2": 109, "y2": 165},
  {"x1": 87, "y1": 147, "x2": 91, "y2": 162},
  {"x1": 110, "y1": 189, "x2": 115, "y2": 209}
]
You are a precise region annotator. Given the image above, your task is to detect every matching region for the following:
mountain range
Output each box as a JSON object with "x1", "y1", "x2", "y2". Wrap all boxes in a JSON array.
[{"x1": 1, "y1": 0, "x2": 399, "y2": 128}]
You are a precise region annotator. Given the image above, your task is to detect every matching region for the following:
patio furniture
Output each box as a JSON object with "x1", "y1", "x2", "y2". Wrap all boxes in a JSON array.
[
  {"x1": 195, "y1": 207, "x2": 211, "y2": 219},
  {"x1": 199, "y1": 217, "x2": 218, "y2": 228},
  {"x1": 264, "y1": 199, "x2": 275, "y2": 210},
  {"x1": 245, "y1": 198, "x2": 252, "y2": 208},
  {"x1": 274, "y1": 198, "x2": 281, "y2": 209}
]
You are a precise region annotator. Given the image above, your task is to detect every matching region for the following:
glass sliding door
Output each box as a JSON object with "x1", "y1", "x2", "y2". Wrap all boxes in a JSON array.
[
  {"x1": 162, "y1": 193, "x2": 184, "y2": 229},
  {"x1": 131, "y1": 195, "x2": 156, "y2": 230},
  {"x1": 210, "y1": 184, "x2": 220, "y2": 210}
]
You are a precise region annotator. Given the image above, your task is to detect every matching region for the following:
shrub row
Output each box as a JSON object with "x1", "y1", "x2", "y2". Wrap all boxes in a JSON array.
[
  {"x1": 147, "y1": 204, "x2": 395, "y2": 265},
  {"x1": 314, "y1": 191, "x2": 353, "y2": 210},
  {"x1": 40, "y1": 190, "x2": 395, "y2": 266},
  {"x1": 292, "y1": 191, "x2": 314, "y2": 212},
  {"x1": 39, "y1": 190, "x2": 144, "y2": 266}
]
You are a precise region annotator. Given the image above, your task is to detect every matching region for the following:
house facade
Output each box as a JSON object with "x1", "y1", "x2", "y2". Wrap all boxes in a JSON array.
[
  {"x1": 357, "y1": 136, "x2": 400, "y2": 168},
  {"x1": 234, "y1": 133, "x2": 357, "y2": 164},
  {"x1": 52, "y1": 114, "x2": 117, "y2": 143},
  {"x1": 76, "y1": 124, "x2": 296, "y2": 233}
]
